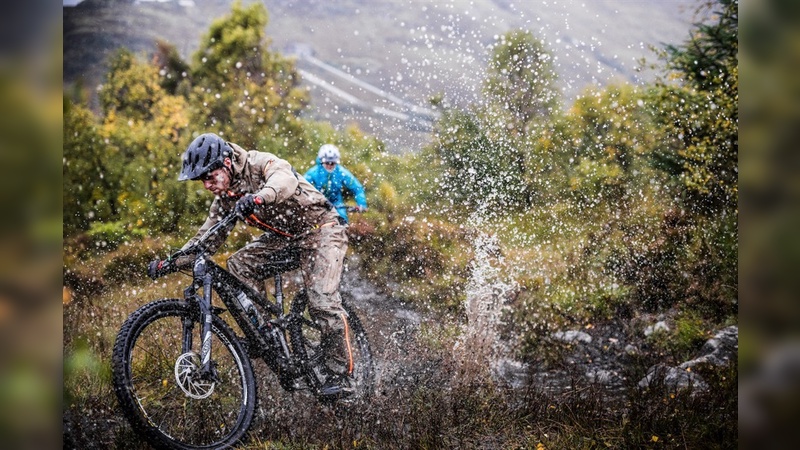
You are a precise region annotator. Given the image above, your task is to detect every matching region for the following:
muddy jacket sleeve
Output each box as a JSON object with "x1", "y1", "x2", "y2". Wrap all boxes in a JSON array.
[
  {"x1": 180, "y1": 197, "x2": 236, "y2": 255},
  {"x1": 251, "y1": 155, "x2": 300, "y2": 205}
]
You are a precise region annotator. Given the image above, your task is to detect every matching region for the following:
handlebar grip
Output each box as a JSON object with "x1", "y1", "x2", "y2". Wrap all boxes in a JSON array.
[{"x1": 148, "y1": 259, "x2": 172, "y2": 280}]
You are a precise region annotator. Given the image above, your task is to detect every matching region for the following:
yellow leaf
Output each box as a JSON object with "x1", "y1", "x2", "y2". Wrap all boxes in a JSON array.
[{"x1": 651, "y1": 435, "x2": 659, "y2": 442}]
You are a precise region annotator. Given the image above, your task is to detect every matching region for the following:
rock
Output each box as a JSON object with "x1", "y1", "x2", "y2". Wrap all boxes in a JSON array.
[
  {"x1": 638, "y1": 325, "x2": 737, "y2": 393},
  {"x1": 644, "y1": 321, "x2": 670, "y2": 337},
  {"x1": 638, "y1": 364, "x2": 708, "y2": 391},
  {"x1": 551, "y1": 330, "x2": 593, "y2": 344},
  {"x1": 493, "y1": 358, "x2": 530, "y2": 389},
  {"x1": 586, "y1": 368, "x2": 618, "y2": 384},
  {"x1": 680, "y1": 325, "x2": 738, "y2": 370}
]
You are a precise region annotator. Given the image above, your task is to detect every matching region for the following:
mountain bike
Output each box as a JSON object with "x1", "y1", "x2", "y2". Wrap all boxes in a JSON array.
[{"x1": 111, "y1": 212, "x2": 375, "y2": 449}]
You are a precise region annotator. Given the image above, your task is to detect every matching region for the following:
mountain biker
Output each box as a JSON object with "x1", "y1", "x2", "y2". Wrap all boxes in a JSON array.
[
  {"x1": 304, "y1": 144, "x2": 367, "y2": 223},
  {"x1": 150, "y1": 133, "x2": 354, "y2": 397}
]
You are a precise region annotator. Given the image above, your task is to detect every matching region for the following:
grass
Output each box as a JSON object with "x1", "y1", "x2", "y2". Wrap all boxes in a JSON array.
[
  {"x1": 63, "y1": 225, "x2": 736, "y2": 449},
  {"x1": 63, "y1": 172, "x2": 736, "y2": 449}
]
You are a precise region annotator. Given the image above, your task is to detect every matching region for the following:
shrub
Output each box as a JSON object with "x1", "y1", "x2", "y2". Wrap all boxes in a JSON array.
[
  {"x1": 85, "y1": 220, "x2": 146, "y2": 253},
  {"x1": 102, "y1": 240, "x2": 163, "y2": 284},
  {"x1": 350, "y1": 213, "x2": 471, "y2": 310}
]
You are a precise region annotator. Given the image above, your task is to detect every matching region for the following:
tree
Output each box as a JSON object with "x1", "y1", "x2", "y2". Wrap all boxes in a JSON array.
[
  {"x1": 424, "y1": 107, "x2": 535, "y2": 210},
  {"x1": 424, "y1": 30, "x2": 563, "y2": 211},
  {"x1": 63, "y1": 100, "x2": 123, "y2": 235},
  {"x1": 189, "y1": 1, "x2": 309, "y2": 150},
  {"x1": 152, "y1": 39, "x2": 191, "y2": 97},
  {"x1": 620, "y1": 0, "x2": 739, "y2": 316},
  {"x1": 483, "y1": 30, "x2": 560, "y2": 135},
  {"x1": 94, "y1": 48, "x2": 195, "y2": 234},
  {"x1": 99, "y1": 48, "x2": 165, "y2": 122},
  {"x1": 652, "y1": 0, "x2": 738, "y2": 217},
  {"x1": 564, "y1": 85, "x2": 664, "y2": 206}
]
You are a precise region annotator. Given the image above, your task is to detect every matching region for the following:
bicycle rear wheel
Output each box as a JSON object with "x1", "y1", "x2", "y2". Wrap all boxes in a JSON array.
[
  {"x1": 112, "y1": 299, "x2": 256, "y2": 449},
  {"x1": 288, "y1": 292, "x2": 375, "y2": 401}
]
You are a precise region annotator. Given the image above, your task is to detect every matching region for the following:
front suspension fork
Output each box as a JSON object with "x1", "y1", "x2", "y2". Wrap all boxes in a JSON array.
[{"x1": 181, "y1": 257, "x2": 216, "y2": 378}]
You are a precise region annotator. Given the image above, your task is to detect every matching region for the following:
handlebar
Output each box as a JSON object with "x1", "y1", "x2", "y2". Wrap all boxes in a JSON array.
[
  {"x1": 149, "y1": 213, "x2": 239, "y2": 280},
  {"x1": 185, "y1": 212, "x2": 239, "y2": 256}
]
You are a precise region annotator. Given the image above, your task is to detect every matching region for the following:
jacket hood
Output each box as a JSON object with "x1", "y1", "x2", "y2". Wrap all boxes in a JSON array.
[
  {"x1": 221, "y1": 142, "x2": 250, "y2": 194},
  {"x1": 229, "y1": 142, "x2": 249, "y2": 175}
]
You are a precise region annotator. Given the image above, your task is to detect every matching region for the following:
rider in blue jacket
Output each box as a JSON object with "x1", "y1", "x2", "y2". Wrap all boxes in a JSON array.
[{"x1": 304, "y1": 144, "x2": 368, "y2": 223}]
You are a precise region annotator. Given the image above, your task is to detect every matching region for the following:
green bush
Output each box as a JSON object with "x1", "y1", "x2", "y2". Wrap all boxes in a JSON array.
[
  {"x1": 102, "y1": 240, "x2": 163, "y2": 284},
  {"x1": 350, "y1": 213, "x2": 471, "y2": 310},
  {"x1": 85, "y1": 220, "x2": 146, "y2": 253}
]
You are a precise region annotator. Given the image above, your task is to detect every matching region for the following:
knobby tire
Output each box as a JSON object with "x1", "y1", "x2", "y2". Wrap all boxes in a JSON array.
[
  {"x1": 287, "y1": 292, "x2": 376, "y2": 401},
  {"x1": 111, "y1": 299, "x2": 257, "y2": 450}
]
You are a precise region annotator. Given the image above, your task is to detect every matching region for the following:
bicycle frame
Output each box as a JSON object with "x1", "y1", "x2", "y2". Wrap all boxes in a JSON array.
[
  {"x1": 176, "y1": 214, "x2": 313, "y2": 388},
  {"x1": 113, "y1": 212, "x2": 374, "y2": 449}
]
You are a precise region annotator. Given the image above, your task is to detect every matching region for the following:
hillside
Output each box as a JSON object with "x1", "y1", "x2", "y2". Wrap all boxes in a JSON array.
[
  {"x1": 63, "y1": 1, "x2": 738, "y2": 447},
  {"x1": 64, "y1": 0, "x2": 700, "y2": 152}
]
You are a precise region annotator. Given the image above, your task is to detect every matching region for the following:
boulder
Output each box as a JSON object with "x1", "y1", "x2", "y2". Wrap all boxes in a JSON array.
[
  {"x1": 551, "y1": 330, "x2": 593, "y2": 344},
  {"x1": 639, "y1": 325, "x2": 737, "y2": 392},
  {"x1": 638, "y1": 363, "x2": 708, "y2": 391}
]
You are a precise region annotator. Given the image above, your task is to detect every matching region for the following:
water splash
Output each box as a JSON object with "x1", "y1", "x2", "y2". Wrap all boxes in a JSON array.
[{"x1": 454, "y1": 203, "x2": 517, "y2": 371}]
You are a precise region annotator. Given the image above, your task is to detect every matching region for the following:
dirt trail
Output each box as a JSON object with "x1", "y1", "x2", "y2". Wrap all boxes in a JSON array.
[
  {"x1": 340, "y1": 255, "x2": 637, "y2": 399},
  {"x1": 339, "y1": 257, "x2": 430, "y2": 395},
  {"x1": 64, "y1": 255, "x2": 655, "y2": 448}
]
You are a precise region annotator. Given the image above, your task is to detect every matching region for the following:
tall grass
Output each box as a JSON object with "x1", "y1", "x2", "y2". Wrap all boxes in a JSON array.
[
  {"x1": 64, "y1": 236, "x2": 736, "y2": 449},
  {"x1": 63, "y1": 175, "x2": 735, "y2": 449}
]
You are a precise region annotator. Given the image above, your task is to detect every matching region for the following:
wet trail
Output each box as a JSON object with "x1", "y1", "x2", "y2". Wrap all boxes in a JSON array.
[
  {"x1": 340, "y1": 250, "x2": 636, "y2": 401},
  {"x1": 339, "y1": 255, "x2": 429, "y2": 396},
  {"x1": 66, "y1": 253, "x2": 676, "y2": 449}
]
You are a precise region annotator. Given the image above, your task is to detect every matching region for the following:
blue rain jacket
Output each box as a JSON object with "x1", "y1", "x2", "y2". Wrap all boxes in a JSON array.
[{"x1": 304, "y1": 159, "x2": 367, "y2": 222}]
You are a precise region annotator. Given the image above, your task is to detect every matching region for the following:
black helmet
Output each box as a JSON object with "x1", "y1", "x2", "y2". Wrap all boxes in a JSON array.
[{"x1": 178, "y1": 133, "x2": 233, "y2": 181}]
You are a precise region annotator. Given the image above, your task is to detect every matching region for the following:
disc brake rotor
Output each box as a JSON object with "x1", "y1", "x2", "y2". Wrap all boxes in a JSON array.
[{"x1": 174, "y1": 352, "x2": 216, "y2": 399}]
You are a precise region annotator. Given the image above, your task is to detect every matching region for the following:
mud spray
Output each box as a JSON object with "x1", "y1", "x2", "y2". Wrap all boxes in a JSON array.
[{"x1": 453, "y1": 204, "x2": 518, "y2": 382}]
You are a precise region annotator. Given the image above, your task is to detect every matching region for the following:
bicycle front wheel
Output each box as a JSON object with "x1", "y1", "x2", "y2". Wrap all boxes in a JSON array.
[{"x1": 111, "y1": 299, "x2": 256, "y2": 450}]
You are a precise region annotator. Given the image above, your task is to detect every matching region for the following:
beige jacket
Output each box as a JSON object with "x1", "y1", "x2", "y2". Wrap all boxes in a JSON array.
[{"x1": 183, "y1": 143, "x2": 339, "y2": 254}]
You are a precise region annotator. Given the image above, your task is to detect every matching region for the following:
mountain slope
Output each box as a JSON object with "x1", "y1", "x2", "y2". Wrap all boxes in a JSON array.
[{"x1": 64, "y1": 0, "x2": 700, "y2": 152}]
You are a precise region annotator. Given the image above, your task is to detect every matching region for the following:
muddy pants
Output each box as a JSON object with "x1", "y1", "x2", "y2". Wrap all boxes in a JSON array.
[{"x1": 227, "y1": 223, "x2": 352, "y2": 375}]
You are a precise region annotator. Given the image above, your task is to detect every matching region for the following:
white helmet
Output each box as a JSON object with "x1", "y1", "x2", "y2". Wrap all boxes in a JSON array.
[{"x1": 318, "y1": 144, "x2": 341, "y2": 164}]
